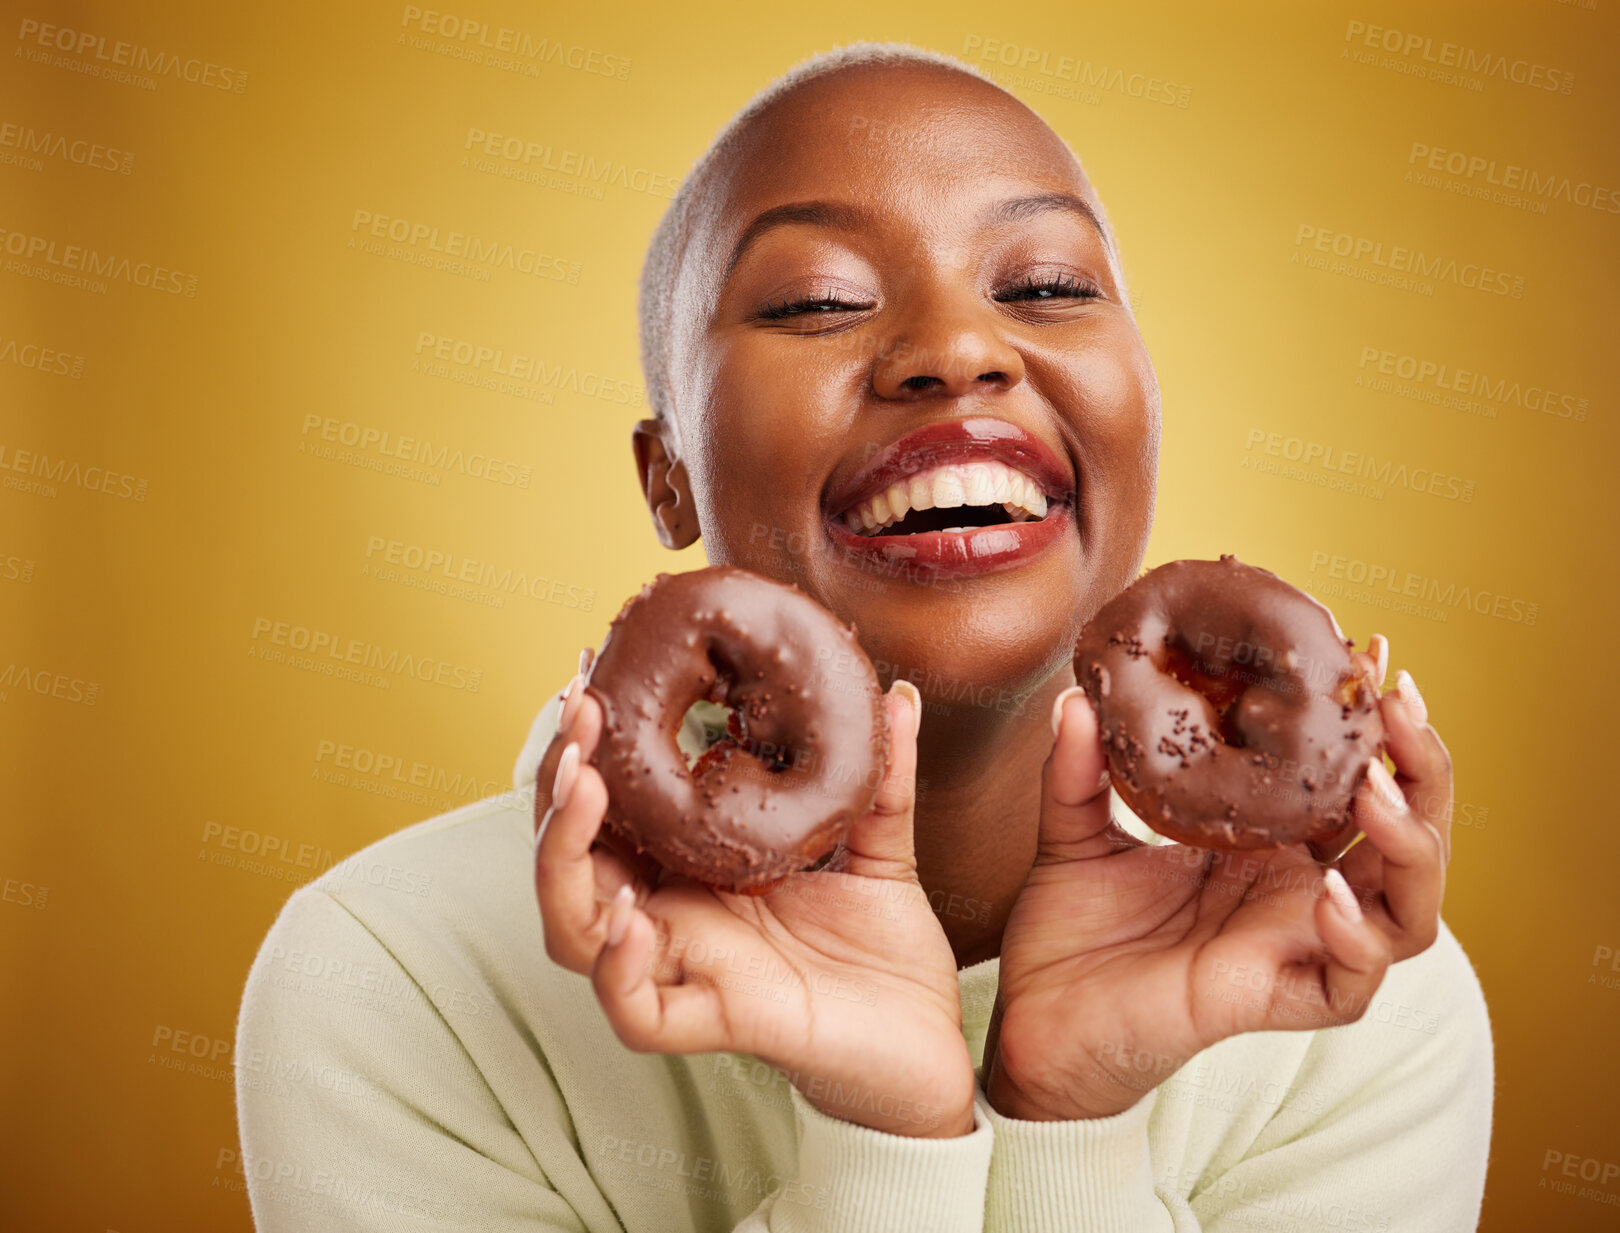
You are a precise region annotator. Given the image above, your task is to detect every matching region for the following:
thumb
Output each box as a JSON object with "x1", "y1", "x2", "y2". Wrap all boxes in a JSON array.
[
  {"x1": 1039, "y1": 686, "x2": 1138, "y2": 862},
  {"x1": 835, "y1": 682, "x2": 921, "y2": 878}
]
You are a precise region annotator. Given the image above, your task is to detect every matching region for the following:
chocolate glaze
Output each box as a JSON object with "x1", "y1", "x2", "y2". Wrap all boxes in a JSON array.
[
  {"x1": 1073, "y1": 556, "x2": 1383, "y2": 856},
  {"x1": 586, "y1": 566, "x2": 890, "y2": 890}
]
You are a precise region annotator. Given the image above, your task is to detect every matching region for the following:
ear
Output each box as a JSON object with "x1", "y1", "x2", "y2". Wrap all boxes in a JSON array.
[{"x1": 631, "y1": 418, "x2": 700, "y2": 550}]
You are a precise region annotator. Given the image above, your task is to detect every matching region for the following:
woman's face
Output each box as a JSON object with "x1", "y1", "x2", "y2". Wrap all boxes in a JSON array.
[{"x1": 653, "y1": 64, "x2": 1160, "y2": 703}]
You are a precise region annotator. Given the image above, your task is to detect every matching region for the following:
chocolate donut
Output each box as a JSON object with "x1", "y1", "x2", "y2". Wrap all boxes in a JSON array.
[
  {"x1": 1073, "y1": 556, "x2": 1382, "y2": 857},
  {"x1": 585, "y1": 566, "x2": 890, "y2": 891}
]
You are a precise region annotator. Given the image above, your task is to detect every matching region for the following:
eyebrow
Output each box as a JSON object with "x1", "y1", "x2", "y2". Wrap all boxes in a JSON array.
[
  {"x1": 723, "y1": 191, "x2": 1113, "y2": 280},
  {"x1": 724, "y1": 201, "x2": 867, "y2": 279},
  {"x1": 988, "y1": 192, "x2": 1113, "y2": 254}
]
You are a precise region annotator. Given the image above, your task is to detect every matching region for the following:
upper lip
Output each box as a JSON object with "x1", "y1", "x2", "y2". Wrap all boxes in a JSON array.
[{"x1": 822, "y1": 416, "x2": 1074, "y2": 520}]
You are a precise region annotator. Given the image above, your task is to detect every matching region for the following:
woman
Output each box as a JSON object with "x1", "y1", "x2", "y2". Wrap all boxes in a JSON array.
[{"x1": 236, "y1": 42, "x2": 1491, "y2": 1231}]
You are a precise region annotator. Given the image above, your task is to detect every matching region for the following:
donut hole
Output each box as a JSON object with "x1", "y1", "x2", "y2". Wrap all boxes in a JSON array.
[
  {"x1": 676, "y1": 699, "x2": 735, "y2": 769},
  {"x1": 675, "y1": 697, "x2": 795, "y2": 775},
  {"x1": 1160, "y1": 641, "x2": 1250, "y2": 748}
]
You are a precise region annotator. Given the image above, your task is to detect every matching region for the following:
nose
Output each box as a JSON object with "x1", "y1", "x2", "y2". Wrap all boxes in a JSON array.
[{"x1": 871, "y1": 289, "x2": 1026, "y2": 401}]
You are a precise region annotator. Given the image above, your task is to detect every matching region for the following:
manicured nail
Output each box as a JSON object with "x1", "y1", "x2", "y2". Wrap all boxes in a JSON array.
[
  {"x1": 579, "y1": 646, "x2": 595, "y2": 676},
  {"x1": 1050, "y1": 685, "x2": 1086, "y2": 738},
  {"x1": 605, "y1": 883, "x2": 634, "y2": 947},
  {"x1": 1368, "y1": 634, "x2": 1389, "y2": 689},
  {"x1": 552, "y1": 742, "x2": 580, "y2": 810},
  {"x1": 1324, "y1": 868, "x2": 1363, "y2": 922},
  {"x1": 891, "y1": 679, "x2": 923, "y2": 730},
  {"x1": 1367, "y1": 760, "x2": 1406, "y2": 814},
  {"x1": 1395, "y1": 669, "x2": 1427, "y2": 725},
  {"x1": 559, "y1": 673, "x2": 584, "y2": 732}
]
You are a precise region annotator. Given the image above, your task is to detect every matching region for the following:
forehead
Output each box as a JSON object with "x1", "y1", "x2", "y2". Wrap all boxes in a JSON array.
[{"x1": 697, "y1": 64, "x2": 1100, "y2": 261}]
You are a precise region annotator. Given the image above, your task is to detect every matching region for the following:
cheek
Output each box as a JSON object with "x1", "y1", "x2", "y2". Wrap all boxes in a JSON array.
[
  {"x1": 1039, "y1": 327, "x2": 1159, "y2": 481},
  {"x1": 688, "y1": 344, "x2": 851, "y2": 559}
]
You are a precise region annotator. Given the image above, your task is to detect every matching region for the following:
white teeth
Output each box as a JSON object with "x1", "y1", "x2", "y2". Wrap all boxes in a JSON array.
[
  {"x1": 963, "y1": 465, "x2": 996, "y2": 506},
  {"x1": 886, "y1": 482, "x2": 910, "y2": 523},
  {"x1": 908, "y1": 474, "x2": 934, "y2": 512},
  {"x1": 843, "y1": 459, "x2": 1054, "y2": 537}
]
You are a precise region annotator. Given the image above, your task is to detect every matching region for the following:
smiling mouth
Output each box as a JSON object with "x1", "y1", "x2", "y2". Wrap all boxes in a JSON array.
[
  {"x1": 820, "y1": 417, "x2": 1075, "y2": 580},
  {"x1": 841, "y1": 458, "x2": 1050, "y2": 536}
]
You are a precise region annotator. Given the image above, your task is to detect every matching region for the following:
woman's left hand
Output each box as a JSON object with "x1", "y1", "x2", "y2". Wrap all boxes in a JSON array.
[{"x1": 983, "y1": 651, "x2": 1453, "y2": 1122}]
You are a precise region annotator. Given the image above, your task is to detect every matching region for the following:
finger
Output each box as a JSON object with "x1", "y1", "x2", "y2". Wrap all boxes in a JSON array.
[
  {"x1": 1037, "y1": 686, "x2": 1141, "y2": 861},
  {"x1": 530, "y1": 669, "x2": 592, "y2": 833},
  {"x1": 1365, "y1": 633, "x2": 1389, "y2": 690},
  {"x1": 1306, "y1": 868, "x2": 1394, "y2": 1025},
  {"x1": 837, "y1": 684, "x2": 922, "y2": 878},
  {"x1": 1382, "y1": 684, "x2": 1451, "y2": 860},
  {"x1": 591, "y1": 894, "x2": 730, "y2": 1055},
  {"x1": 1393, "y1": 668, "x2": 1426, "y2": 726},
  {"x1": 1351, "y1": 759, "x2": 1443, "y2": 957},
  {"x1": 534, "y1": 697, "x2": 621, "y2": 972}
]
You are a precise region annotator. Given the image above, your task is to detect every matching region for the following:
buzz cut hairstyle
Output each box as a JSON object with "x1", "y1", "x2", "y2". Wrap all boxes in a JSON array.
[{"x1": 636, "y1": 40, "x2": 1121, "y2": 423}]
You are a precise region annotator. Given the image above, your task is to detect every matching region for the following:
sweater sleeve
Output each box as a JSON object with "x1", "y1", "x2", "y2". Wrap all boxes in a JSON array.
[
  {"x1": 978, "y1": 922, "x2": 1493, "y2": 1232},
  {"x1": 237, "y1": 884, "x2": 997, "y2": 1232},
  {"x1": 235, "y1": 886, "x2": 609, "y2": 1231},
  {"x1": 732, "y1": 1085, "x2": 993, "y2": 1233}
]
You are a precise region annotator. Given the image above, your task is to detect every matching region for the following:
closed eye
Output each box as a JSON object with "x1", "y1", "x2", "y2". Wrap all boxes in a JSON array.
[
  {"x1": 756, "y1": 295, "x2": 876, "y2": 320},
  {"x1": 995, "y1": 273, "x2": 1103, "y2": 302}
]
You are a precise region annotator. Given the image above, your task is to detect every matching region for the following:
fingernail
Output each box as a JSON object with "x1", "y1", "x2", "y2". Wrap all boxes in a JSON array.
[
  {"x1": 579, "y1": 646, "x2": 595, "y2": 676},
  {"x1": 1395, "y1": 669, "x2": 1427, "y2": 725},
  {"x1": 1367, "y1": 760, "x2": 1405, "y2": 814},
  {"x1": 1324, "y1": 868, "x2": 1363, "y2": 922},
  {"x1": 552, "y1": 742, "x2": 580, "y2": 810},
  {"x1": 605, "y1": 883, "x2": 634, "y2": 947},
  {"x1": 1369, "y1": 634, "x2": 1389, "y2": 688},
  {"x1": 891, "y1": 679, "x2": 923, "y2": 730},
  {"x1": 1051, "y1": 685, "x2": 1086, "y2": 738},
  {"x1": 559, "y1": 673, "x2": 584, "y2": 732}
]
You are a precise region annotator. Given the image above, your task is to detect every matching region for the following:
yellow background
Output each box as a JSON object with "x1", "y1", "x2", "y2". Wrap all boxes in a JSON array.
[{"x1": 3, "y1": 0, "x2": 1616, "y2": 1228}]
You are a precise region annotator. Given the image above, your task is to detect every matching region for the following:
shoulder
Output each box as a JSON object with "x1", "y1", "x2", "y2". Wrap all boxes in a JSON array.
[
  {"x1": 246, "y1": 786, "x2": 548, "y2": 996},
  {"x1": 1320, "y1": 918, "x2": 1493, "y2": 1079},
  {"x1": 1276, "y1": 916, "x2": 1495, "y2": 1158}
]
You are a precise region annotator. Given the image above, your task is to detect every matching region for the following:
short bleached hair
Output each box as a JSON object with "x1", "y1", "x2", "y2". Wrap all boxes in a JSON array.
[{"x1": 635, "y1": 41, "x2": 1114, "y2": 424}]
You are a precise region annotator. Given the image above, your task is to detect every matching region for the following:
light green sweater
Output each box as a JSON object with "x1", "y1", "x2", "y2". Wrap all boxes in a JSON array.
[{"x1": 234, "y1": 688, "x2": 1494, "y2": 1231}]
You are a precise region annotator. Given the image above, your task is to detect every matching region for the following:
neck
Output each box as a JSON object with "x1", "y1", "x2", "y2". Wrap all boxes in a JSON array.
[{"x1": 909, "y1": 669, "x2": 1072, "y2": 968}]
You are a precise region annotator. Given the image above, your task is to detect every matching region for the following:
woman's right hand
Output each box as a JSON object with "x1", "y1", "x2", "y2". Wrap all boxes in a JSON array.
[{"x1": 532, "y1": 671, "x2": 976, "y2": 1138}]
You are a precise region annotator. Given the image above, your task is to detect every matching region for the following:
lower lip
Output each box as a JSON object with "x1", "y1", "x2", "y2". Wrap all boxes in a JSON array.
[{"x1": 824, "y1": 503, "x2": 1072, "y2": 582}]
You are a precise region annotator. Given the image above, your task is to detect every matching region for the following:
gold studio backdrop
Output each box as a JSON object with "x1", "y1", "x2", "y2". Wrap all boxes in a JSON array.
[{"x1": 2, "y1": 0, "x2": 1616, "y2": 1228}]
